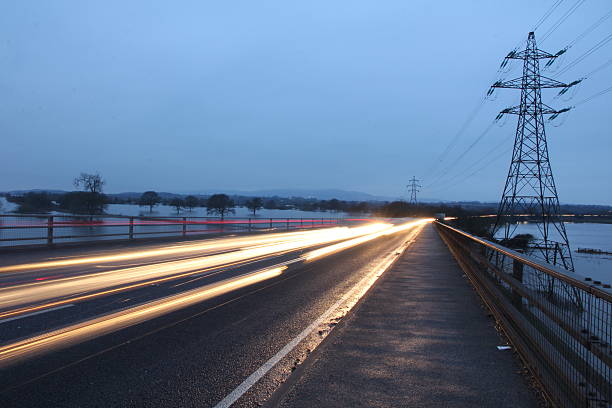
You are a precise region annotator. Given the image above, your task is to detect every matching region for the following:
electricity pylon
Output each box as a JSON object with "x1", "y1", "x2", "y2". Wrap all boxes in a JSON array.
[
  {"x1": 490, "y1": 32, "x2": 574, "y2": 271},
  {"x1": 407, "y1": 177, "x2": 421, "y2": 205}
]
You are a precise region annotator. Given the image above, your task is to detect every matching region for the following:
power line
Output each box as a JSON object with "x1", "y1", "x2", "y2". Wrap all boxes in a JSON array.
[
  {"x1": 533, "y1": 0, "x2": 566, "y2": 31},
  {"x1": 424, "y1": 137, "x2": 511, "y2": 195},
  {"x1": 423, "y1": 99, "x2": 486, "y2": 180},
  {"x1": 568, "y1": 8, "x2": 612, "y2": 47},
  {"x1": 574, "y1": 84, "x2": 612, "y2": 105},
  {"x1": 556, "y1": 32, "x2": 612, "y2": 75},
  {"x1": 450, "y1": 146, "x2": 513, "y2": 190},
  {"x1": 540, "y1": 0, "x2": 587, "y2": 43},
  {"x1": 424, "y1": 120, "x2": 497, "y2": 188},
  {"x1": 586, "y1": 57, "x2": 612, "y2": 77},
  {"x1": 429, "y1": 137, "x2": 509, "y2": 189}
]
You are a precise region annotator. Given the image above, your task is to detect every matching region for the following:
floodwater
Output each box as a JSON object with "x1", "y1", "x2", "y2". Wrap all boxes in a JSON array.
[
  {"x1": 0, "y1": 197, "x2": 347, "y2": 219},
  {"x1": 1, "y1": 198, "x2": 608, "y2": 284},
  {"x1": 508, "y1": 222, "x2": 612, "y2": 285},
  {"x1": 0, "y1": 198, "x2": 351, "y2": 247},
  {"x1": 104, "y1": 203, "x2": 347, "y2": 219}
]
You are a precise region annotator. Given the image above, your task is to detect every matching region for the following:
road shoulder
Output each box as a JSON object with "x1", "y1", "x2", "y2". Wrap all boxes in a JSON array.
[{"x1": 268, "y1": 224, "x2": 540, "y2": 408}]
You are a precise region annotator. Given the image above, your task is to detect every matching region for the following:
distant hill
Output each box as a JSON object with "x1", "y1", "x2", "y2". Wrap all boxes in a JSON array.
[{"x1": 5, "y1": 189, "x2": 67, "y2": 195}]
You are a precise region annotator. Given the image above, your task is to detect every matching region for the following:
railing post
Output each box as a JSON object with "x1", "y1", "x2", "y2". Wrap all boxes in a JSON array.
[
  {"x1": 300, "y1": 218, "x2": 303, "y2": 228},
  {"x1": 286, "y1": 219, "x2": 289, "y2": 230},
  {"x1": 182, "y1": 217, "x2": 187, "y2": 237},
  {"x1": 512, "y1": 258, "x2": 524, "y2": 310},
  {"x1": 269, "y1": 218, "x2": 273, "y2": 229},
  {"x1": 47, "y1": 216, "x2": 54, "y2": 246},
  {"x1": 248, "y1": 218, "x2": 252, "y2": 231},
  {"x1": 129, "y1": 217, "x2": 134, "y2": 240}
]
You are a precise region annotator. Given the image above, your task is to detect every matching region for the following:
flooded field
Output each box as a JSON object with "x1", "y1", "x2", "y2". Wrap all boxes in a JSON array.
[{"x1": 510, "y1": 222, "x2": 612, "y2": 285}]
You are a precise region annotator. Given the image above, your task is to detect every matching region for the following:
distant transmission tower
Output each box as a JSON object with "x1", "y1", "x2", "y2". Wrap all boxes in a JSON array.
[
  {"x1": 407, "y1": 177, "x2": 421, "y2": 205},
  {"x1": 490, "y1": 32, "x2": 574, "y2": 271}
]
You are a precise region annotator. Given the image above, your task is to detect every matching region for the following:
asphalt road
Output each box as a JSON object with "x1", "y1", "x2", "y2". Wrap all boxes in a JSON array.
[{"x1": 0, "y1": 223, "x2": 423, "y2": 407}]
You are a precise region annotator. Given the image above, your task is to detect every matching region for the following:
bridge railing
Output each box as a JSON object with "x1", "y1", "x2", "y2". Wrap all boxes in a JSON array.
[
  {"x1": 435, "y1": 221, "x2": 611, "y2": 408},
  {"x1": 0, "y1": 214, "x2": 347, "y2": 249}
]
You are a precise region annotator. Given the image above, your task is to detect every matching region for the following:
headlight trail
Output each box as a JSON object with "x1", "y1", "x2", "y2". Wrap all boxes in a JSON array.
[
  {"x1": 0, "y1": 227, "x2": 361, "y2": 274},
  {"x1": 0, "y1": 266, "x2": 287, "y2": 368},
  {"x1": 0, "y1": 253, "x2": 283, "y2": 321},
  {"x1": 304, "y1": 219, "x2": 432, "y2": 261},
  {"x1": 0, "y1": 223, "x2": 390, "y2": 313},
  {"x1": 0, "y1": 219, "x2": 430, "y2": 367}
]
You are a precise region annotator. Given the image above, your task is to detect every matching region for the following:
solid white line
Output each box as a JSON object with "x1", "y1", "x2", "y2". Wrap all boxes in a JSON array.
[
  {"x1": 212, "y1": 227, "x2": 422, "y2": 408},
  {"x1": 0, "y1": 304, "x2": 75, "y2": 324}
]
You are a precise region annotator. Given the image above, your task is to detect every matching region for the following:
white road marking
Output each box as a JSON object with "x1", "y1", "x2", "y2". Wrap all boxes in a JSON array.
[
  {"x1": 213, "y1": 225, "x2": 423, "y2": 408},
  {"x1": 0, "y1": 304, "x2": 75, "y2": 324}
]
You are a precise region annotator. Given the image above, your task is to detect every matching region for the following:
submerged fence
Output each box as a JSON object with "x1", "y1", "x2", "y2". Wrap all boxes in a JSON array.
[
  {"x1": 436, "y1": 221, "x2": 611, "y2": 408},
  {"x1": 0, "y1": 214, "x2": 348, "y2": 249}
]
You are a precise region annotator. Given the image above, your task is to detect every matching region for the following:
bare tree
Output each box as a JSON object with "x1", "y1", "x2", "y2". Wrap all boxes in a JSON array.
[
  {"x1": 71, "y1": 172, "x2": 106, "y2": 214},
  {"x1": 245, "y1": 197, "x2": 263, "y2": 216},
  {"x1": 184, "y1": 195, "x2": 198, "y2": 212},
  {"x1": 206, "y1": 194, "x2": 235, "y2": 220},
  {"x1": 169, "y1": 197, "x2": 184, "y2": 214},
  {"x1": 74, "y1": 173, "x2": 105, "y2": 193},
  {"x1": 139, "y1": 191, "x2": 161, "y2": 212}
]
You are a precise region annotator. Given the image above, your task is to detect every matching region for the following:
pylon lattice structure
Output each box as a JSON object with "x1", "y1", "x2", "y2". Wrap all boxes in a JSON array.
[
  {"x1": 491, "y1": 32, "x2": 574, "y2": 271},
  {"x1": 407, "y1": 176, "x2": 421, "y2": 205}
]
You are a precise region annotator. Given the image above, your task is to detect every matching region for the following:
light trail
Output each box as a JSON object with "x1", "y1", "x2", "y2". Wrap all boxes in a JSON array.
[
  {"x1": 0, "y1": 219, "x2": 429, "y2": 367},
  {"x1": 0, "y1": 266, "x2": 287, "y2": 368},
  {"x1": 0, "y1": 254, "x2": 278, "y2": 321},
  {"x1": 0, "y1": 224, "x2": 389, "y2": 313},
  {"x1": 304, "y1": 219, "x2": 432, "y2": 261},
  {"x1": 0, "y1": 227, "x2": 358, "y2": 273}
]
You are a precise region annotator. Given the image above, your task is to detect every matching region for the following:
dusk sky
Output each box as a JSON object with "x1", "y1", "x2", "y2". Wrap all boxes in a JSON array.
[{"x1": 1, "y1": 1, "x2": 611, "y2": 204}]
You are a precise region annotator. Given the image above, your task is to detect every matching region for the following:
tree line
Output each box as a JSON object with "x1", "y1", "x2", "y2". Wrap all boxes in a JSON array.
[{"x1": 7, "y1": 172, "x2": 609, "y2": 220}]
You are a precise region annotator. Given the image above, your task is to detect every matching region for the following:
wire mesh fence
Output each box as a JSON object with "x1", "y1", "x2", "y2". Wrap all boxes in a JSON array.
[
  {"x1": 436, "y1": 221, "x2": 611, "y2": 408},
  {"x1": 0, "y1": 214, "x2": 346, "y2": 248}
]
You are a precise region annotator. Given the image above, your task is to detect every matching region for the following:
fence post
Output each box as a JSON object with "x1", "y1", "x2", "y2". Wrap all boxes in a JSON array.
[
  {"x1": 182, "y1": 217, "x2": 187, "y2": 237},
  {"x1": 47, "y1": 216, "x2": 54, "y2": 246},
  {"x1": 300, "y1": 218, "x2": 303, "y2": 229},
  {"x1": 286, "y1": 219, "x2": 289, "y2": 230},
  {"x1": 512, "y1": 258, "x2": 524, "y2": 309},
  {"x1": 129, "y1": 217, "x2": 134, "y2": 240},
  {"x1": 269, "y1": 218, "x2": 273, "y2": 229},
  {"x1": 248, "y1": 218, "x2": 252, "y2": 231}
]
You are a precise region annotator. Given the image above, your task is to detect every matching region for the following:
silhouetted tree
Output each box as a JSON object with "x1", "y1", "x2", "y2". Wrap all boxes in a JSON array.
[
  {"x1": 70, "y1": 172, "x2": 106, "y2": 214},
  {"x1": 169, "y1": 197, "x2": 184, "y2": 214},
  {"x1": 14, "y1": 192, "x2": 54, "y2": 213},
  {"x1": 206, "y1": 194, "x2": 235, "y2": 219},
  {"x1": 74, "y1": 173, "x2": 104, "y2": 193},
  {"x1": 327, "y1": 198, "x2": 342, "y2": 212},
  {"x1": 184, "y1": 195, "x2": 198, "y2": 212},
  {"x1": 245, "y1": 197, "x2": 263, "y2": 216},
  {"x1": 139, "y1": 191, "x2": 161, "y2": 212},
  {"x1": 347, "y1": 201, "x2": 369, "y2": 213},
  {"x1": 263, "y1": 199, "x2": 277, "y2": 210},
  {"x1": 59, "y1": 192, "x2": 106, "y2": 214}
]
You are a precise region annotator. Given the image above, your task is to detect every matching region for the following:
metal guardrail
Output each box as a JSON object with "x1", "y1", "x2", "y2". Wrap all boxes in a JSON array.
[
  {"x1": 435, "y1": 221, "x2": 611, "y2": 408},
  {"x1": 0, "y1": 213, "x2": 347, "y2": 249}
]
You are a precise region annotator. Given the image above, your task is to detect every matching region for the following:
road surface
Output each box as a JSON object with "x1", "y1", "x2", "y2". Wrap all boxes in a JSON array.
[{"x1": 0, "y1": 219, "x2": 427, "y2": 407}]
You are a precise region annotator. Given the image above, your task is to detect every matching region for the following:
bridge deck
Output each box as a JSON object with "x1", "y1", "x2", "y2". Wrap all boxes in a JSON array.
[{"x1": 272, "y1": 224, "x2": 540, "y2": 407}]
